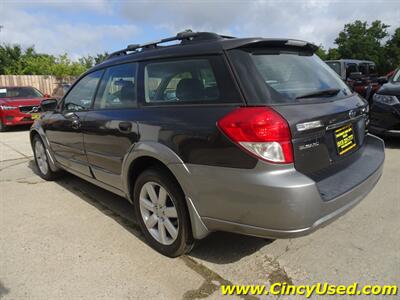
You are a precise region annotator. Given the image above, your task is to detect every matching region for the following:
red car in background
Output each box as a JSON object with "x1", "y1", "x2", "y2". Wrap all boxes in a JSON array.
[{"x1": 0, "y1": 86, "x2": 49, "y2": 131}]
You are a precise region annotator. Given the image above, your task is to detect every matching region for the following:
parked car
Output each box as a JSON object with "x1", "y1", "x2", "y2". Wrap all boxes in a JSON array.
[
  {"x1": 30, "y1": 31, "x2": 385, "y2": 257},
  {"x1": 0, "y1": 86, "x2": 49, "y2": 131},
  {"x1": 369, "y1": 68, "x2": 400, "y2": 136},
  {"x1": 325, "y1": 59, "x2": 381, "y2": 98}
]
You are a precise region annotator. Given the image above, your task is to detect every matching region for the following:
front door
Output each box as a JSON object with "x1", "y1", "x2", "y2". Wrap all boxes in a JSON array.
[
  {"x1": 83, "y1": 63, "x2": 139, "y2": 190},
  {"x1": 45, "y1": 70, "x2": 103, "y2": 177}
]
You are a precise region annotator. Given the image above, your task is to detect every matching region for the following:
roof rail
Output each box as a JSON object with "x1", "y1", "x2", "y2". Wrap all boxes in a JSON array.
[{"x1": 105, "y1": 30, "x2": 233, "y2": 60}]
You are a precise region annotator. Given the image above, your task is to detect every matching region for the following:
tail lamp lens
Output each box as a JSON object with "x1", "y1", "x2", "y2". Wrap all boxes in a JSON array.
[{"x1": 217, "y1": 107, "x2": 294, "y2": 163}]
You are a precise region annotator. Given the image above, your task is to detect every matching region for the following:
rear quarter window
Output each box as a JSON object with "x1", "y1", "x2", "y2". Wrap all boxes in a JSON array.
[{"x1": 142, "y1": 56, "x2": 241, "y2": 105}]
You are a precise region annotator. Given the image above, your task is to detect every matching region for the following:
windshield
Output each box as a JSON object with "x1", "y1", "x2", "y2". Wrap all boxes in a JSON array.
[
  {"x1": 251, "y1": 52, "x2": 351, "y2": 102},
  {"x1": 392, "y1": 69, "x2": 400, "y2": 82},
  {"x1": 0, "y1": 87, "x2": 43, "y2": 99}
]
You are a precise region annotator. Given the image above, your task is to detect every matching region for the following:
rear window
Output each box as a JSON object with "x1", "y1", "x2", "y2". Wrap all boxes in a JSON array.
[
  {"x1": 229, "y1": 49, "x2": 351, "y2": 104},
  {"x1": 143, "y1": 56, "x2": 241, "y2": 104},
  {"x1": 0, "y1": 87, "x2": 43, "y2": 99}
]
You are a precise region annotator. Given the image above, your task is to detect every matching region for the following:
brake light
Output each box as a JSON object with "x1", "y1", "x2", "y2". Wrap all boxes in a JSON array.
[{"x1": 217, "y1": 107, "x2": 294, "y2": 164}]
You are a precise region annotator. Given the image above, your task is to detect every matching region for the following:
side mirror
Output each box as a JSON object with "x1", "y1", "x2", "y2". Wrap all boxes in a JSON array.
[
  {"x1": 349, "y1": 72, "x2": 362, "y2": 80},
  {"x1": 377, "y1": 76, "x2": 388, "y2": 85},
  {"x1": 41, "y1": 98, "x2": 58, "y2": 112},
  {"x1": 43, "y1": 93, "x2": 51, "y2": 98}
]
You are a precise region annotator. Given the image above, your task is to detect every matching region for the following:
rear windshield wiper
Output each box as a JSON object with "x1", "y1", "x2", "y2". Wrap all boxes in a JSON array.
[{"x1": 296, "y1": 88, "x2": 340, "y2": 99}]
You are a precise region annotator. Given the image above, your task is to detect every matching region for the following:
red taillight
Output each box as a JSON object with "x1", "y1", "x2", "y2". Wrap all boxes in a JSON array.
[{"x1": 217, "y1": 107, "x2": 294, "y2": 164}]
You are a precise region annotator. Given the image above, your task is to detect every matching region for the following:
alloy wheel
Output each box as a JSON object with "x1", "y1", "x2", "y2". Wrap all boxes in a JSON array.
[
  {"x1": 139, "y1": 181, "x2": 179, "y2": 245},
  {"x1": 35, "y1": 140, "x2": 49, "y2": 175}
]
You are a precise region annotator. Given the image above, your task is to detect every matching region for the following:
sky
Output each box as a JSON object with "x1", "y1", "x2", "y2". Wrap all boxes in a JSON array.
[{"x1": 1, "y1": 0, "x2": 399, "y2": 59}]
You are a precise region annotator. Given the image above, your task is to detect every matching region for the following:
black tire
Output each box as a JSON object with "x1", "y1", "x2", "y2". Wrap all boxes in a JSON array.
[
  {"x1": 133, "y1": 167, "x2": 194, "y2": 257},
  {"x1": 32, "y1": 135, "x2": 61, "y2": 181},
  {"x1": 0, "y1": 120, "x2": 7, "y2": 132}
]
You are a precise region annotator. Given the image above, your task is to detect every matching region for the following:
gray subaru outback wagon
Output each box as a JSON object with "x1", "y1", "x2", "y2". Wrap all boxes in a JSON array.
[{"x1": 31, "y1": 31, "x2": 385, "y2": 257}]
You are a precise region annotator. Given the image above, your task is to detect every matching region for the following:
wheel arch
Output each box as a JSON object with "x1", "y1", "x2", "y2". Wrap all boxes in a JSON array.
[
  {"x1": 30, "y1": 127, "x2": 61, "y2": 172},
  {"x1": 122, "y1": 142, "x2": 210, "y2": 239}
]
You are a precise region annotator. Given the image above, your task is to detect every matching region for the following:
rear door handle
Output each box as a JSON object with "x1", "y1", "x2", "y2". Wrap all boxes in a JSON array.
[{"x1": 118, "y1": 121, "x2": 132, "y2": 133}]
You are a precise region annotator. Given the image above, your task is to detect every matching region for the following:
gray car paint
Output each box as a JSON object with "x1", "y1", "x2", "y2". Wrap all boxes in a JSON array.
[{"x1": 31, "y1": 120, "x2": 385, "y2": 240}]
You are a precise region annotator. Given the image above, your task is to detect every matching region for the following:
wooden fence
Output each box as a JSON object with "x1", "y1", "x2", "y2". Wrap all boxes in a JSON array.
[{"x1": 0, "y1": 75, "x2": 75, "y2": 96}]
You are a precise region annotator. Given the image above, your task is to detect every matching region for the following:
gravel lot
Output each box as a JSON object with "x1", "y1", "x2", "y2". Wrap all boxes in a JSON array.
[{"x1": 1, "y1": 128, "x2": 399, "y2": 299}]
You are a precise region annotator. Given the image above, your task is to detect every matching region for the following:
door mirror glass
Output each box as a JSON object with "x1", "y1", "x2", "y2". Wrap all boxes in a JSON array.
[{"x1": 40, "y1": 98, "x2": 58, "y2": 112}]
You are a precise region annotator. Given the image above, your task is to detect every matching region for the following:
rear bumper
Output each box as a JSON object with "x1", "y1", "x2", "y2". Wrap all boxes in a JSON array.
[{"x1": 184, "y1": 134, "x2": 384, "y2": 239}]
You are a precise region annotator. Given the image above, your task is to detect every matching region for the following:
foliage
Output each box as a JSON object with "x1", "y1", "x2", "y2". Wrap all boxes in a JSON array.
[
  {"x1": 0, "y1": 44, "x2": 108, "y2": 78},
  {"x1": 384, "y1": 27, "x2": 400, "y2": 71},
  {"x1": 315, "y1": 20, "x2": 399, "y2": 73},
  {"x1": 334, "y1": 20, "x2": 390, "y2": 73},
  {"x1": 315, "y1": 46, "x2": 327, "y2": 60},
  {"x1": 1, "y1": 20, "x2": 399, "y2": 77}
]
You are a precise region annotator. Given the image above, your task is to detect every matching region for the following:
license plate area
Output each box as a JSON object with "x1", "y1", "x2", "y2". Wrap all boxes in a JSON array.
[
  {"x1": 335, "y1": 124, "x2": 357, "y2": 155},
  {"x1": 31, "y1": 113, "x2": 40, "y2": 120}
]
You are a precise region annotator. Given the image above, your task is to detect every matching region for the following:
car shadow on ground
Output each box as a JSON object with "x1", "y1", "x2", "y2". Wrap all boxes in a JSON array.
[
  {"x1": 28, "y1": 160, "x2": 271, "y2": 263},
  {"x1": 382, "y1": 136, "x2": 400, "y2": 149},
  {"x1": 1, "y1": 125, "x2": 31, "y2": 132},
  {"x1": 0, "y1": 281, "x2": 10, "y2": 298}
]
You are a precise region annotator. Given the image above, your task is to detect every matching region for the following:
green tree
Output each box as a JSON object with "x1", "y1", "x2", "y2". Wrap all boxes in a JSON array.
[
  {"x1": 315, "y1": 45, "x2": 327, "y2": 60},
  {"x1": 94, "y1": 52, "x2": 108, "y2": 65},
  {"x1": 334, "y1": 20, "x2": 390, "y2": 72},
  {"x1": 385, "y1": 27, "x2": 400, "y2": 71},
  {"x1": 326, "y1": 48, "x2": 341, "y2": 60},
  {"x1": 20, "y1": 46, "x2": 56, "y2": 75},
  {"x1": 0, "y1": 44, "x2": 23, "y2": 74},
  {"x1": 78, "y1": 55, "x2": 95, "y2": 69},
  {"x1": 51, "y1": 54, "x2": 86, "y2": 77},
  {"x1": 0, "y1": 44, "x2": 107, "y2": 77}
]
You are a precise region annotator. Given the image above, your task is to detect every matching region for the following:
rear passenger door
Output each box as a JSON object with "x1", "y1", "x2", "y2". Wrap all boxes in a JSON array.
[
  {"x1": 133, "y1": 56, "x2": 248, "y2": 168},
  {"x1": 82, "y1": 63, "x2": 140, "y2": 190}
]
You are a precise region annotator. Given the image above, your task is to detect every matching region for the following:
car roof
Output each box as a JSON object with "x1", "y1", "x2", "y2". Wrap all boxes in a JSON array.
[{"x1": 90, "y1": 31, "x2": 317, "y2": 73}]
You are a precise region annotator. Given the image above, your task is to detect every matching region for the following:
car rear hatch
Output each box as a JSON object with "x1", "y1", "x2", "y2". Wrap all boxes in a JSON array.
[
  {"x1": 226, "y1": 40, "x2": 382, "y2": 200},
  {"x1": 272, "y1": 96, "x2": 370, "y2": 196}
]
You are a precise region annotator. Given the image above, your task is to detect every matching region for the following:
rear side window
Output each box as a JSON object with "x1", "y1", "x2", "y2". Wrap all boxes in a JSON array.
[
  {"x1": 143, "y1": 56, "x2": 241, "y2": 104},
  {"x1": 94, "y1": 63, "x2": 137, "y2": 109}
]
